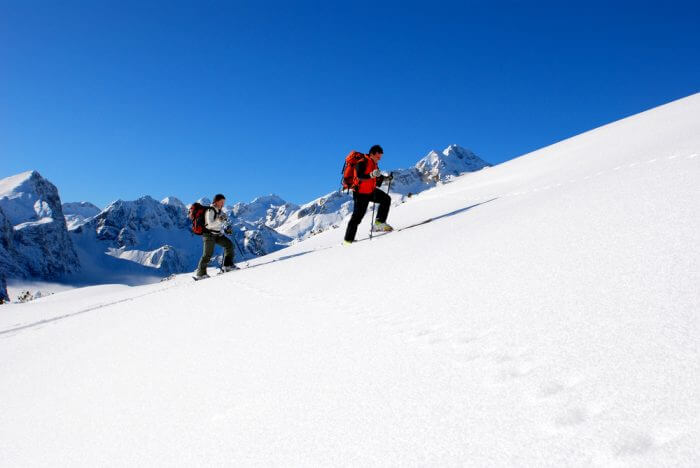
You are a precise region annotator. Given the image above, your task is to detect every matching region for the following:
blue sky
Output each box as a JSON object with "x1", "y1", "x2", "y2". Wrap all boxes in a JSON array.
[{"x1": 1, "y1": 1, "x2": 698, "y2": 208}]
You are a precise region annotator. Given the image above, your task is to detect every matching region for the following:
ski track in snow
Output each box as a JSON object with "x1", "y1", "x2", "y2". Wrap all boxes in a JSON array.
[{"x1": 0, "y1": 284, "x2": 183, "y2": 337}]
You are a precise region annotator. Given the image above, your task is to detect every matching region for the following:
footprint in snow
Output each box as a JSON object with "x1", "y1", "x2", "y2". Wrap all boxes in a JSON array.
[
  {"x1": 537, "y1": 374, "x2": 585, "y2": 399},
  {"x1": 428, "y1": 335, "x2": 448, "y2": 345},
  {"x1": 450, "y1": 335, "x2": 479, "y2": 347},
  {"x1": 554, "y1": 406, "x2": 589, "y2": 427},
  {"x1": 538, "y1": 381, "x2": 567, "y2": 398},
  {"x1": 613, "y1": 431, "x2": 656, "y2": 457},
  {"x1": 452, "y1": 352, "x2": 482, "y2": 364},
  {"x1": 496, "y1": 360, "x2": 537, "y2": 381},
  {"x1": 413, "y1": 328, "x2": 433, "y2": 338}
]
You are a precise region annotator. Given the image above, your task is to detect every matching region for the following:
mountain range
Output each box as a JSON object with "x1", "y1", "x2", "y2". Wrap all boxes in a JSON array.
[{"x1": 0, "y1": 144, "x2": 489, "y2": 292}]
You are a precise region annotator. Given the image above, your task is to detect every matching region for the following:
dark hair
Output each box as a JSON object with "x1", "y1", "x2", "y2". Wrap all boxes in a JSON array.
[
  {"x1": 369, "y1": 144, "x2": 383, "y2": 155},
  {"x1": 213, "y1": 193, "x2": 226, "y2": 203}
]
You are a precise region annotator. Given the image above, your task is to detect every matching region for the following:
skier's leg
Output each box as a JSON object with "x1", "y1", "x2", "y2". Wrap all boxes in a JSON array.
[
  {"x1": 344, "y1": 193, "x2": 371, "y2": 242},
  {"x1": 196, "y1": 234, "x2": 215, "y2": 276},
  {"x1": 373, "y1": 189, "x2": 391, "y2": 223},
  {"x1": 218, "y1": 235, "x2": 234, "y2": 266}
]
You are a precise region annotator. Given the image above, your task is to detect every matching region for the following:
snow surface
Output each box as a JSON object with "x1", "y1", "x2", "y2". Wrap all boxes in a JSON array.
[{"x1": 0, "y1": 94, "x2": 698, "y2": 465}]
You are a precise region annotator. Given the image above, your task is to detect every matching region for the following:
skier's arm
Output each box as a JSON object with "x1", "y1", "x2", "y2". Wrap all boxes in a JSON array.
[{"x1": 356, "y1": 160, "x2": 370, "y2": 180}]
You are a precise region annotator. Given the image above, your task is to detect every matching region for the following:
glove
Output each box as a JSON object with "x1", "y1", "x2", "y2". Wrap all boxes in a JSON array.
[
  {"x1": 386, "y1": 172, "x2": 394, "y2": 181},
  {"x1": 370, "y1": 169, "x2": 382, "y2": 178},
  {"x1": 224, "y1": 226, "x2": 233, "y2": 235}
]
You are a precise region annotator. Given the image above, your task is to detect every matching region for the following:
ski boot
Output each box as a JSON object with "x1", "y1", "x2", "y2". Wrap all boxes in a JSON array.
[
  {"x1": 372, "y1": 221, "x2": 394, "y2": 232},
  {"x1": 219, "y1": 265, "x2": 239, "y2": 273}
]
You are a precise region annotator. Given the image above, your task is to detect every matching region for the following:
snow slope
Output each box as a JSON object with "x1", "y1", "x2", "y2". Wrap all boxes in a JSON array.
[{"x1": 0, "y1": 94, "x2": 698, "y2": 466}]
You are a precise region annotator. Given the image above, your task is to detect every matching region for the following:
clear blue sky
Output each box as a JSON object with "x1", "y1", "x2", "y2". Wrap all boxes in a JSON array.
[{"x1": 1, "y1": 1, "x2": 698, "y2": 208}]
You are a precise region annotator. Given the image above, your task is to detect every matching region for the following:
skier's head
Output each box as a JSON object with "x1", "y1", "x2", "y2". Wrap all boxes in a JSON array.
[
  {"x1": 369, "y1": 144, "x2": 383, "y2": 162},
  {"x1": 213, "y1": 193, "x2": 226, "y2": 209}
]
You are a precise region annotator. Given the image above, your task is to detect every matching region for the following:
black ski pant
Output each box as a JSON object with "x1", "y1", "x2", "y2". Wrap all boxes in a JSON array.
[
  {"x1": 344, "y1": 189, "x2": 391, "y2": 242},
  {"x1": 196, "y1": 233, "x2": 234, "y2": 276}
]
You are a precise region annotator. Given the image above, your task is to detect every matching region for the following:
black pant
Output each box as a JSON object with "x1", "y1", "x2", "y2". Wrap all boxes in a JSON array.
[
  {"x1": 196, "y1": 233, "x2": 234, "y2": 276},
  {"x1": 344, "y1": 189, "x2": 391, "y2": 242}
]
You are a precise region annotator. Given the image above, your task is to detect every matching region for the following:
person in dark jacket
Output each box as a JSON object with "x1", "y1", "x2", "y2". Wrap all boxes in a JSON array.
[{"x1": 344, "y1": 145, "x2": 394, "y2": 244}]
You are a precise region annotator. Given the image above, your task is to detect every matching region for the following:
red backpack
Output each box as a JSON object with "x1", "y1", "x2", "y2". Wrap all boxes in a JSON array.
[
  {"x1": 341, "y1": 151, "x2": 367, "y2": 191},
  {"x1": 188, "y1": 203, "x2": 209, "y2": 235}
]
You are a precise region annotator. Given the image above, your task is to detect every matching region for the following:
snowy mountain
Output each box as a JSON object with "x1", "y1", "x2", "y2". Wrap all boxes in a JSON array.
[
  {"x1": 62, "y1": 201, "x2": 101, "y2": 229},
  {"x1": 69, "y1": 195, "x2": 195, "y2": 275},
  {"x1": 2, "y1": 94, "x2": 697, "y2": 465},
  {"x1": 275, "y1": 190, "x2": 353, "y2": 239},
  {"x1": 230, "y1": 194, "x2": 299, "y2": 229},
  {"x1": 69, "y1": 195, "x2": 291, "y2": 277},
  {"x1": 0, "y1": 171, "x2": 80, "y2": 279},
  {"x1": 276, "y1": 144, "x2": 489, "y2": 240},
  {"x1": 416, "y1": 144, "x2": 490, "y2": 180}
]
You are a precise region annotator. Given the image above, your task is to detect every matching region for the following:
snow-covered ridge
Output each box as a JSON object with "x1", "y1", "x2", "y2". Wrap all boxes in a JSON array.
[
  {"x1": 231, "y1": 194, "x2": 299, "y2": 229},
  {"x1": 62, "y1": 201, "x2": 102, "y2": 229},
  {"x1": 416, "y1": 144, "x2": 490, "y2": 180}
]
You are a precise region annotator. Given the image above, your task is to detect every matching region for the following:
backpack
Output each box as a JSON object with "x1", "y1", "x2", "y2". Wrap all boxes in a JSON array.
[
  {"x1": 341, "y1": 151, "x2": 367, "y2": 191},
  {"x1": 188, "y1": 203, "x2": 209, "y2": 235}
]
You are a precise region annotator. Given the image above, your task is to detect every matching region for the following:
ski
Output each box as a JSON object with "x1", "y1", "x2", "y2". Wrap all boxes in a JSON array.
[
  {"x1": 193, "y1": 267, "x2": 238, "y2": 281},
  {"x1": 398, "y1": 218, "x2": 433, "y2": 231},
  {"x1": 216, "y1": 266, "x2": 239, "y2": 275}
]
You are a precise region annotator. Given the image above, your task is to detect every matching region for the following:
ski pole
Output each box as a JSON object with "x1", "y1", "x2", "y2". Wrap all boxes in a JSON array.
[
  {"x1": 369, "y1": 198, "x2": 377, "y2": 240},
  {"x1": 232, "y1": 233, "x2": 245, "y2": 259}
]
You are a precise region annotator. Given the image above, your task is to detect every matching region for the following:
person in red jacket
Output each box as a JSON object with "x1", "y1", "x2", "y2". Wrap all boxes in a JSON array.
[{"x1": 344, "y1": 145, "x2": 394, "y2": 244}]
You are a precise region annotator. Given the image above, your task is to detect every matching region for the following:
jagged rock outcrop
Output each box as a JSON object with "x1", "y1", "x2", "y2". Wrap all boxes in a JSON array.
[{"x1": 0, "y1": 171, "x2": 80, "y2": 279}]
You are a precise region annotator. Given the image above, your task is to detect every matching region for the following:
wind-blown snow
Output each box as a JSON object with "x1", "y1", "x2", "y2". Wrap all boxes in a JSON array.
[{"x1": 0, "y1": 94, "x2": 698, "y2": 465}]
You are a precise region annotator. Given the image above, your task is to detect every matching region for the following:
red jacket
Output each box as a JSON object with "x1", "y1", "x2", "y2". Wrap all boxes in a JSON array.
[{"x1": 356, "y1": 156, "x2": 378, "y2": 194}]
